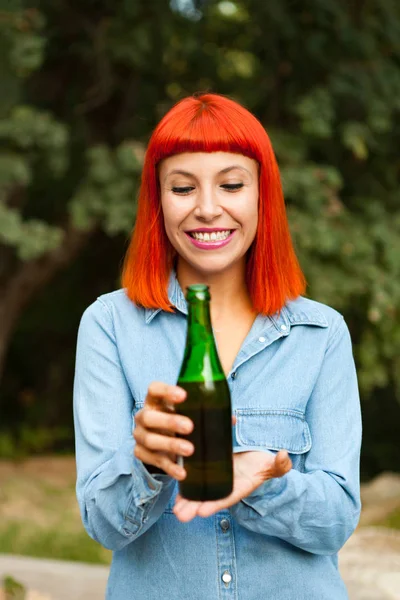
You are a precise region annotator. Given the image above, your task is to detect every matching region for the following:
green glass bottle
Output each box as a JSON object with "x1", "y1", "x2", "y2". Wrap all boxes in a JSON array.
[{"x1": 176, "y1": 284, "x2": 233, "y2": 501}]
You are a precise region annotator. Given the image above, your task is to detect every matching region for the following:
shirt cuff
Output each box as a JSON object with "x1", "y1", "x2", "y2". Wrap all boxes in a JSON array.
[
  {"x1": 117, "y1": 453, "x2": 174, "y2": 532},
  {"x1": 130, "y1": 454, "x2": 174, "y2": 505}
]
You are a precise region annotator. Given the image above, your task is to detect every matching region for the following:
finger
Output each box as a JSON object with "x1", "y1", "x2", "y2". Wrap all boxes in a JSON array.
[
  {"x1": 175, "y1": 490, "x2": 235, "y2": 519},
  {"x1": 172, "y1": 497, "x2": 190, "y2": 517},
  {"x1": 173, "y1": 495, "x2": 200, "y2": 521},
  {"x1": 134, "y1": 428, "x2": 194, "y2": 457},
  {"x1": 173, "y1": 495, "x2": 188, "y2": 512},
  {"x1": 232, "y1": 415, "x2": 237, "y2": 426},
  {"x1": 139, "y1": 408, "x2": 193, "y2": 436},
  {"x1": 197, "y1": 498, "x2": 230, "y2": 518},
  {"x1": 173, "y1": 498, "x2": 202, "y2": 522},
  {"x1": 274, "y1": 450, "x2": 292, "y2": 477},
  {"x1": 145, "y1": 382, "x2": 187, "y2": 409},
  {"x1": 134, "y1": 444, "x2": 186, "y2": 480}
]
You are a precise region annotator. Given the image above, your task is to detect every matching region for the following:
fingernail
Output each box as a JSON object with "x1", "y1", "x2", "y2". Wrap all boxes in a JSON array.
[
  {"x1": 172, "y1": 388, "x2": 186, "y2": 400},
  {"x1": 178, "y1": 442, "x2": 193, "y2": 454},
  {"x1": 174, "y1": 465, "x2": 185, "y2": 479},
  {"x1": 178, "y1": 419, "x2": 191, "y2": 433}
]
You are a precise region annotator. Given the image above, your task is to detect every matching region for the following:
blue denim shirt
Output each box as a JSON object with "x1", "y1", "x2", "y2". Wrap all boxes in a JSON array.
[{"x1": 73, "y1": 271, "x2": 362, "y2": 600}]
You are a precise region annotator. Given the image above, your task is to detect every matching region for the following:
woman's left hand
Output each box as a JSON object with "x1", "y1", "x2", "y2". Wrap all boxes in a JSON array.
[{"x1": 173, "y1": 447, "x2": 292, "y2": 522}]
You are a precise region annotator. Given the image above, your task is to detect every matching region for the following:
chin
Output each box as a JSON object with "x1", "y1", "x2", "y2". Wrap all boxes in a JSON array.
[{"x1": 180, "y1": 254, "x2": 243, "y2": 277}]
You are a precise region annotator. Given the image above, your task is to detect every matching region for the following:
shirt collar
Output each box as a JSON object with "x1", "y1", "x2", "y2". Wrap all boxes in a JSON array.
[
  {"x1": 144, "y1": 270, "x2": 187, "y2": 324},
  {"x1": 144, "y1": 270, "x2": 328, "y2": 330}
]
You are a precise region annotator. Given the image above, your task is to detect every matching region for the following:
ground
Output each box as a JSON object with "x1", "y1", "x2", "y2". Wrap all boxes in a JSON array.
[
  {"x1": 0, "y1": 457, "x2": 110, "y2": 565},
  {"x1": 1, "y1": 457, "x2": 400, "y2": 599}
]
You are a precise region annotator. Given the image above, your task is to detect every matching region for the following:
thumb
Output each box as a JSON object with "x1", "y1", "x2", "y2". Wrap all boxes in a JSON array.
[{"x1": 274, "y1": 450, "x2": 292, "y2": 477}]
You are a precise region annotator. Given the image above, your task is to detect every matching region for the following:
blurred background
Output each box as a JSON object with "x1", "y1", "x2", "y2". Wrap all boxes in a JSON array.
[{"x1": 0, "y1": 0, "x2": 399, "y2": 593}]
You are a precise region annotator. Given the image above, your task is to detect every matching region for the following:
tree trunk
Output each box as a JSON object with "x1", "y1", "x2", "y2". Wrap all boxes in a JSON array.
[{"x1": 0, "y1": 221, "x2": 95, "y2": 381}]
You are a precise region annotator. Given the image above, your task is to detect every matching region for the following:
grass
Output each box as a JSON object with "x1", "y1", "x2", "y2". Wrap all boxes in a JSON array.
[
  {"x1": 380, "y1": 507, "x2": 400, "y2": 529},
  {"x1": 0, "y1": 455, "x2": 399, "y2": 567},
  {"x1": 2, "y1": 575, "x2": 26, "y2": 599},
  {"x1": 0, "y1": 522, "x2": 110, "y2": 564},
  {"x1": 0, "y1": 456, "x2": 111, "y2": 565}
]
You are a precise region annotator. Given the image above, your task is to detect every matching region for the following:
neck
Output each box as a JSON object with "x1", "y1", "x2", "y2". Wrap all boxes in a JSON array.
[{"x1": 176, "y1": 259, "x2": 255, "y2": 321}]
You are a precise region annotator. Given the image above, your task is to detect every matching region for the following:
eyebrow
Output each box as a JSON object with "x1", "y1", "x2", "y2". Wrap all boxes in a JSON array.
[{"x1": 164, "y1": 165, "x2": 253, "y2": 181}]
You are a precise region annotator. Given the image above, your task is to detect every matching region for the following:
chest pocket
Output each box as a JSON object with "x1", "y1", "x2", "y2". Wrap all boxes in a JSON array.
[{"x1": 235, "y1": 408, "x2": 312, "y2": 460}]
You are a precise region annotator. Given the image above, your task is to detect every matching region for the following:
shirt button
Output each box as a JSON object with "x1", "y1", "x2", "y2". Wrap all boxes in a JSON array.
[
  {"x1": 258, "y1": 336, "x2": 266, "y2": 343},
  {"x1": 231, "y1": 372, "x2": 237, "y2": 380},
  {"x1": 220, "y1": 518, "x2": 230, "y2": 532},
  {"x1": 280, "y1": 324, "x2": 287, "y2": 331},
  {"x1": 222, "y1": 571, "x2": 232, "y2": 584}
]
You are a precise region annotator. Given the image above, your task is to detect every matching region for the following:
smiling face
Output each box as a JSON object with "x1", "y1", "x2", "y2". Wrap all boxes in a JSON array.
[{"x1": 159, "y1": 152, "x2": 259, "y2": 278}]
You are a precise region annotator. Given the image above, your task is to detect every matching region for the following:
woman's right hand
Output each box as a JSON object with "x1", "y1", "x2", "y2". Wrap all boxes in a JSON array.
[{"x1": 133, "y1": 382, "x2": 194, "y2": 480}]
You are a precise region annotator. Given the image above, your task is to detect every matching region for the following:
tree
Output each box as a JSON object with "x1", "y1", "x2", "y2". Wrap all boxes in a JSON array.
[
  {"x1": 0, "y1": 3, "x2": 144, "y2": 379},
  {"x1": 1, "y1": 1, "x2": 399, "y2": 465}
]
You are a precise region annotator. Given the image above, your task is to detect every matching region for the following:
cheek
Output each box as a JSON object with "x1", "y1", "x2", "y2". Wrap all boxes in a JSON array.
[
  {"x1": 160, "y1": 197, "x2": 176, "y2": 229},
  {"x1": 251, "y1": 208, "x2": 259, "y2": 234},
  {"x1": 160, "y1": 198, "x2": 186, "y2": 240},
  {"x1": 241, "y1": 196, "x2": 258, "y2": 245},
  {"x1": 238, "y1": 196, "x2": 258, "y2": 233},
  {"x1": 161, "y1": 212, "x2": 180, "y2": 253}
]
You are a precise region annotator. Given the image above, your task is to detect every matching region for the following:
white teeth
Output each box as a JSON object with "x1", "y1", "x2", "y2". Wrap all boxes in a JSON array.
[{"x1": 191, "y1": 230, "x2": 231, "y2": 242}]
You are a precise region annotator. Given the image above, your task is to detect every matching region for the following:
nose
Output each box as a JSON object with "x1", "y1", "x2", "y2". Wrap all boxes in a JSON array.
[{"x1": 193, "y1": 188, "x2": 223, "y2": 221}]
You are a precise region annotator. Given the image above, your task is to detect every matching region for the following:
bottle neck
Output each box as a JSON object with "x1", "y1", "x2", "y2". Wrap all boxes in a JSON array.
[
  {"x1": 179, "y1": 298, "x2": 225, "y2": 383},
  {"x1": 187, "y1": 299, "x2": 214, "y2": 344}
]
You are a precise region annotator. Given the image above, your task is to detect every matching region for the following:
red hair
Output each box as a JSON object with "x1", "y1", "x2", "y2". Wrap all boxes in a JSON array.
[{"x1": 121, "y1": 93, "x2": 306, "y2": 315}]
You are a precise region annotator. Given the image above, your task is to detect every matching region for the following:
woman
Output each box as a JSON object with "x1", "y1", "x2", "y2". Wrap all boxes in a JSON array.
[{"x1": 73, "y1": 93, "x2": 362, "y2": 599}]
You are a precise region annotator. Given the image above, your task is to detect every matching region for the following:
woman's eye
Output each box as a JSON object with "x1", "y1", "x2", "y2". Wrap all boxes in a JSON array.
[
  {"x1": 172, "y1": 186, "x2": 194, "y2": 195},
  {"x1": 221, "y1": 183, "x2": 244, "y2": 191}
]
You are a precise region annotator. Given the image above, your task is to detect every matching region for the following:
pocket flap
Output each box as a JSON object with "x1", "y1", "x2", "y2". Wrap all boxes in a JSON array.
[{"x1": 235, "y1": 409, "x2": 312, "y2": 454}]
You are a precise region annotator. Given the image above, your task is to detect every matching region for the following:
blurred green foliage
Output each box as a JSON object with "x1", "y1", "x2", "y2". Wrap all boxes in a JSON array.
[
  {"x1": 3, "y1": 575, "x2": 26, "y2": 600},
  {"x1": 382, "y1": 507, "x2": 400, "y2": 529},
  {"x1": 0, "y1": 456, "x2": 112, "y2": 563},
  {"x1": 0, "y1": 426, "x2": 73, "y2": 458},
  {"x1": 0, "y1": 0, "x2": 399, "y2": 478},
  {"x1": 0, "y1": 522, "x2": 110, "y2": 564}
]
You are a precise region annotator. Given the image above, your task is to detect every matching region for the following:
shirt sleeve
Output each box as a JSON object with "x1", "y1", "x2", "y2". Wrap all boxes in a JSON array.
[
  {"x1": 229, "y1": 316, "x2": 362, "y2": 555},
  {"x1": 73, "y1": 299, "x2": 175, "y2": 552}
]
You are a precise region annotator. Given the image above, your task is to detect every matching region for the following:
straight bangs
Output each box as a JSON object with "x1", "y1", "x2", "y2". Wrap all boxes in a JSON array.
[
  {"x1": 122, "y1": 93, "x2": 306, "y2": 315},
  {"x1": 148, "y1": 95, "x2": 264, "y2": 166}
]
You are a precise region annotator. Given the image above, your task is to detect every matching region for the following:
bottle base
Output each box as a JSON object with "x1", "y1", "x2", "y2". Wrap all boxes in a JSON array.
[{"x1": 179, "y1": 485, "x2": 232, "y2": 502}]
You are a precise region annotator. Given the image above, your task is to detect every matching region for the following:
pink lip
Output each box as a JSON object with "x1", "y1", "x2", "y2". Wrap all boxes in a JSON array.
[{"x1": 184, "y1": 230, "x2": 236, "y2": 250}]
